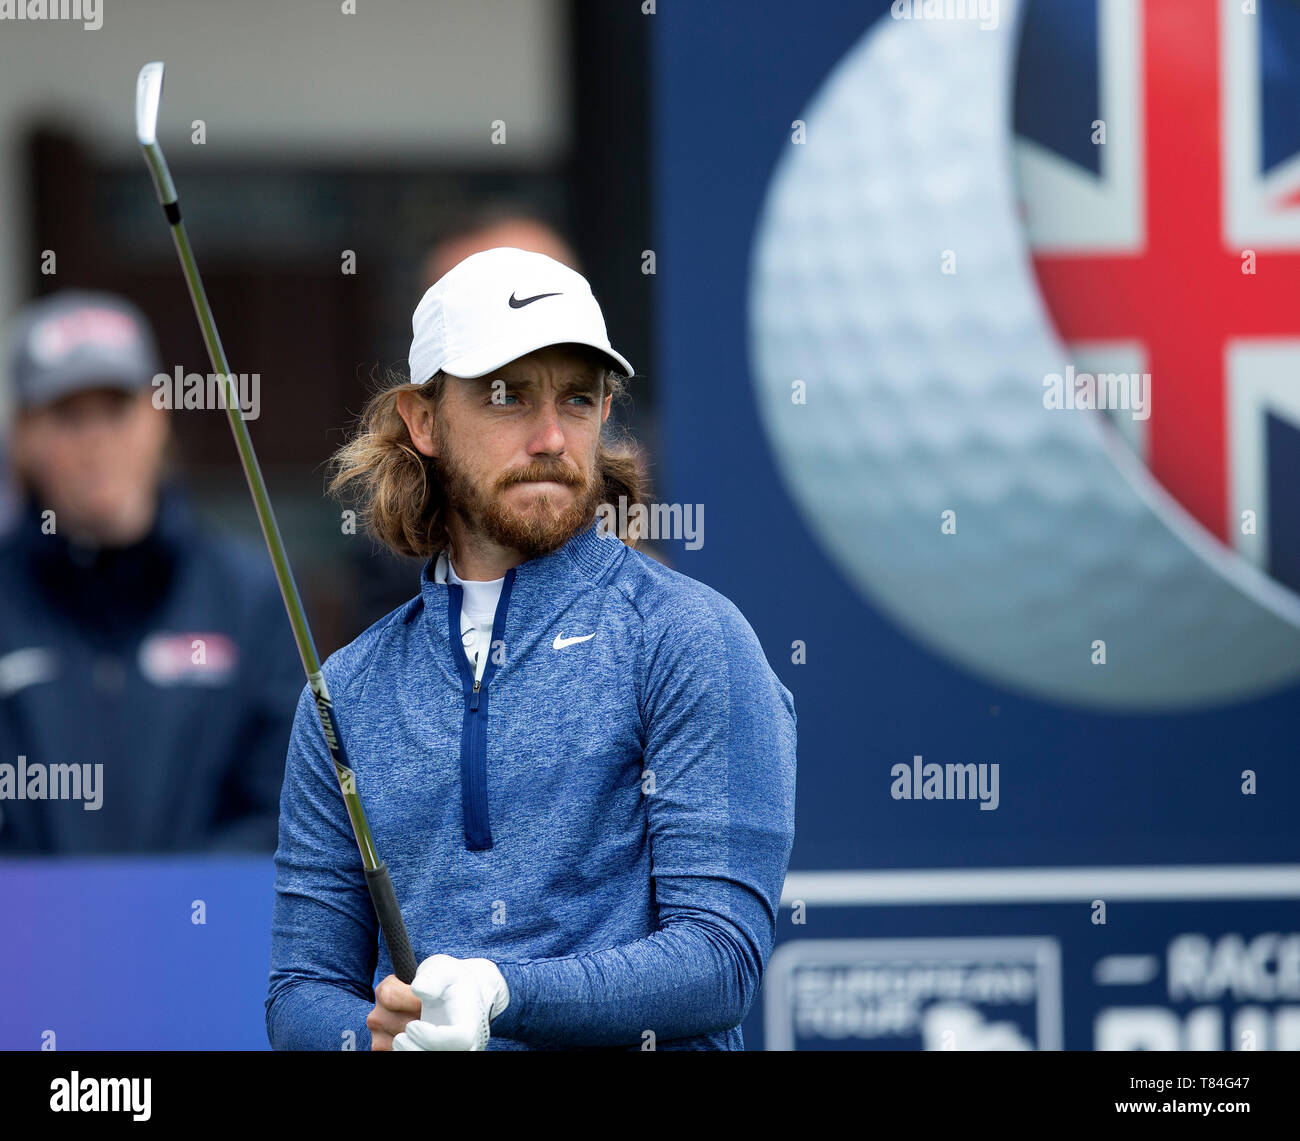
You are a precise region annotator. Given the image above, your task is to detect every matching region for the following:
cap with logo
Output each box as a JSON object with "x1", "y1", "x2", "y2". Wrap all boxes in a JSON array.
[
  {"x1": 408, "y1": 246, "x2": 634, "y2": 385},
  {"x1": 7, "y1": 290, "x2": 161, "y2": 411}
]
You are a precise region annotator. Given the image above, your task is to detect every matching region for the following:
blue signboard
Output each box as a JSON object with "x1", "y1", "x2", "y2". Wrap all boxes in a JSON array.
[{"x1": 653, "y1": 0, "x2": 1300, "y2": 1049}]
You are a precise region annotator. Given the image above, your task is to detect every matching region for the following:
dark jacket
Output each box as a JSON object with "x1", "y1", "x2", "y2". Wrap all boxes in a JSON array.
[{"x1": 0, "y1": 483, "x2": 301, "y2": 853}]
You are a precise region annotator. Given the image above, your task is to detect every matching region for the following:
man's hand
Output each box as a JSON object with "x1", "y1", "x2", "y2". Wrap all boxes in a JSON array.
[
  {"x1": 391, "y1": 954, "x2": 510, "y2": 1052},
  {"x1": 367, "y1": 974, "x2": 422, "y2": 1051}
]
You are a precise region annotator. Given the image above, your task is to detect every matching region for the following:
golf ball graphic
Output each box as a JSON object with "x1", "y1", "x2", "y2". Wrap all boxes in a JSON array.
[{"x1": 747, "y1": 0, "x2": 1300, "y2": 710}]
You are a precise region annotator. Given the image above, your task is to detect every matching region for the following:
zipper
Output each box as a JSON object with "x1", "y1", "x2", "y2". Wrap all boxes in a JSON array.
[
  {"x1": 448, "y1": 569, "x2": 517, "y2": 851},
  {"x1": 464, "y1": 677, "x2": 488, "y2": 848}
]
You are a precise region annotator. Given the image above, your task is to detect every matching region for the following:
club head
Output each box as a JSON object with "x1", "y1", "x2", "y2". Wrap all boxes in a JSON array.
[{"x1": 135, "y1": 62, "x2": 164, "y2": 147}]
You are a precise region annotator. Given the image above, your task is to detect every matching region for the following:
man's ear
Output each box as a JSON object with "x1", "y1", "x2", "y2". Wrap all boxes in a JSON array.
[{"x1": 396, "y1": 389, "x2": 438, "y2": 458}]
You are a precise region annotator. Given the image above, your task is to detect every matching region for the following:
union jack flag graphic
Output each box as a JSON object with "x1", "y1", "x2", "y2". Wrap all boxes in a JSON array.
[{"x1": 1015, "y1": 0, "x2": 1300, "y2": 593}]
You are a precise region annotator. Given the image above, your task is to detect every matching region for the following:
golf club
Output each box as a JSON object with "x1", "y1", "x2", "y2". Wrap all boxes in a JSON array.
[{"x1": 134, "y1": 60, "x2": 418, "y2": 986}]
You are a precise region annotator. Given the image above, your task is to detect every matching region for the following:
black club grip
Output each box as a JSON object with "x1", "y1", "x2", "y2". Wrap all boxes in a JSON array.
[{"x1": 364, "y1": 862, "x2": 418, "y2": 984}]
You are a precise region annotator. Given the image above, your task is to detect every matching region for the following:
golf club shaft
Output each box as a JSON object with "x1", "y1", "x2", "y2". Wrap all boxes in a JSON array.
[{"x1": 139, "y1": 130, "x2": 418, "y2": 986}]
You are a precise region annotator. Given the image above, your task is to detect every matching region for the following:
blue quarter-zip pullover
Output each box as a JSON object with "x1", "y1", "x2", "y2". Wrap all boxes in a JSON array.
[{"x1": 266, "y1": 519, "x2": 797, "y2": 1049}]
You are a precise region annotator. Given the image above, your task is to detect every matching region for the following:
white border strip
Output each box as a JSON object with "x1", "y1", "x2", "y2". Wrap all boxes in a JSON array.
[{"x1": 781, "y1": 865, "x2": 1300, "y2": 905}]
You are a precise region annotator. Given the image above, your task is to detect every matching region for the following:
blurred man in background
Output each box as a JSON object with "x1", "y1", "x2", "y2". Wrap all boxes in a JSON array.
[
  {"x1": 420, "y1": 201, "x2": 579, "y2": 285},
  {"x1": 355, "y1": 203, "x2": 583, "y2": 624},
  {"x1": 0, "y1": 290, "x2": 301, "y2": 853},
  {"x1": 351, "y1": 203, "x2": 660, "y2": 627}
]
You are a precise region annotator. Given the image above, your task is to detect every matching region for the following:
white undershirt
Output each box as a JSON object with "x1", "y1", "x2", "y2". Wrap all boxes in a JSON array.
[{"x1": 434, "y1": 549, "x2": 504, "y2": 683}]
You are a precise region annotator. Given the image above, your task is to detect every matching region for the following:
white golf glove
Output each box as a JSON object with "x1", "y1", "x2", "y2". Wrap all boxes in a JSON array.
[{"x1": 392, "y1": 954, "x2": 510, "y2": 1052}]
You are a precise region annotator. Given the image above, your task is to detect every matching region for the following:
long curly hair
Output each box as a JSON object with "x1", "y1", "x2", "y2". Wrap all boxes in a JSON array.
[{"x1": 327, "y1": 358, "x2": 647, "y2": 560}]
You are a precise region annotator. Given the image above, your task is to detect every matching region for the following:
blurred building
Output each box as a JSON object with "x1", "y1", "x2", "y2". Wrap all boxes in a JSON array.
[{"x1": 0, "y1": 0, "x2": 653, "y2": 646}]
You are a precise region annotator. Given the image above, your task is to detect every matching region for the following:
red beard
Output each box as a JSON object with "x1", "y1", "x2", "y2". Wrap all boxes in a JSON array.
[{"x1": 430, "y1": 429, "x2": 604, "y2": 560}]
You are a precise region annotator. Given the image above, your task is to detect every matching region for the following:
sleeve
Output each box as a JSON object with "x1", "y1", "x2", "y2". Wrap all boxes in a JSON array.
[
  {"x1": 206, "y1": 572, "x2": 304, "y2": 853},
  {"x1": 264, "y1": 682, "x2": 379, "y2": 1050},
  {"x1": 488, "y1": 593, "x2": 797, "y2": 1048}
]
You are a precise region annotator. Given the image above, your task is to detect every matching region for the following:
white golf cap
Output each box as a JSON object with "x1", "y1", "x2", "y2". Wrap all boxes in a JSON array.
[{"x1": 408, "y1": 246, "x2": 634, "y2": 384}]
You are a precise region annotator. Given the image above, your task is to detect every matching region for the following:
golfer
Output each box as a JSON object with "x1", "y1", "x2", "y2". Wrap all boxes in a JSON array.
[{"x1": 265, "y1": 247, "x2": 797, "y2": 1050}]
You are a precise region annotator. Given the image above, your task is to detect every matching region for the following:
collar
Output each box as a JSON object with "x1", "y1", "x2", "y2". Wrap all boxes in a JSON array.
[
  {"x1": 13, "y1": 480, "x2": 198, "y2": 634},
  {"x1": 426, "y1": 516, "x2": 622, "y2": 591},
  {"x1": 15, "y1": 479, "x2": 196, "y2": 565}
]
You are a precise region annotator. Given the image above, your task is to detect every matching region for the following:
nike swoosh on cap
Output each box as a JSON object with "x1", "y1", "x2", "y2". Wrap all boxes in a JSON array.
[
  {"x1": 553, "y1": 632, "x2": 597, "y2": 650},
  {"x1": 509, "y1": 291, "x2": 562, "y2": 308}
]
